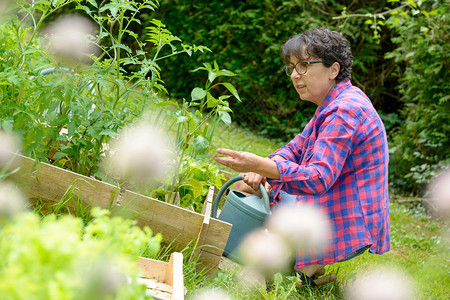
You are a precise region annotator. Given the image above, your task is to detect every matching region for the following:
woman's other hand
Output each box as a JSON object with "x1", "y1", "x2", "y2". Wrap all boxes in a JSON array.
[{"x1": 242, "y1": 172, "x2": 268, "y2": 193}]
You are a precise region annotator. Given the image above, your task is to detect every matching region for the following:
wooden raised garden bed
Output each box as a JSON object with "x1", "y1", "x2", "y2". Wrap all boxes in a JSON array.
[
  {"x1": 10, "y1": 154, "x2": 232, "y2": 274},
  {"x1": 137, "y1": 252, "x2": 185, "y2": 300}
]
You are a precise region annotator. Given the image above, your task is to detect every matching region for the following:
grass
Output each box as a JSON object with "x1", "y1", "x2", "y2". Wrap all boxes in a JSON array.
[
  {"x1": 335, "y1": 202, "x2": 449, "y2": 299},
  {"x1": 183, "y1": 120, "x2": 450, "y2": 299}
]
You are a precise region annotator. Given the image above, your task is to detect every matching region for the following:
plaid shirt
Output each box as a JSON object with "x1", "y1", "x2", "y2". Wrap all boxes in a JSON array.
[{"x1": 267, "y1": 79, "x2": 390, "y2": 268}]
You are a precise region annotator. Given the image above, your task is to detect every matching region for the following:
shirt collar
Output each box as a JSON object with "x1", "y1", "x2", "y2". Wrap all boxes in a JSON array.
[{"x1": 316, "y1": 79, "x2": 352, "y2": 114}]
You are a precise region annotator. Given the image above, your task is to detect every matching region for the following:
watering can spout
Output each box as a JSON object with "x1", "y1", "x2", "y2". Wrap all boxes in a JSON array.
[{"x1": 212, "y1": 175, "x2": 271, "y2": 262}]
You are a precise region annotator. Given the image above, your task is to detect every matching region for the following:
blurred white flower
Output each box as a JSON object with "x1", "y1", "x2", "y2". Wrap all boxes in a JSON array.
[
  {"x1": 43, "y1": 14, "x2": 98, "y2": 65},
  {"x1": 265, "y1": 203, "x2": 332, "y2": 251},
  {"x1": 106, "y1": 122, "x2": 175, "y2": 187},
  {"x1": 426, "y1": 168, "x2": 450, "y2": 219},
  {"x1": 237, "y1": 229, "x2": 291, "y2": 276},
  {"x1": 80, "y1": 258, "x2": 127, "y2": 300},
  {"x1": 344, "y1": 267, "x2": 415, "y2": 300},
  {"x1": 0, "y1": 181, "x2": 27, "y2": 219},
  {"x1": 0, "y1": 130, "x2": 21, "y2": 171},
  {"x1": 192, "y1": 288, "x2": 232, "y2": 300}
]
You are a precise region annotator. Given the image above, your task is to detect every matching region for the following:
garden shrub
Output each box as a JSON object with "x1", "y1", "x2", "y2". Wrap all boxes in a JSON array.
[{"x1": 386, "y1": 0, "x2": 449, "y2": 196}]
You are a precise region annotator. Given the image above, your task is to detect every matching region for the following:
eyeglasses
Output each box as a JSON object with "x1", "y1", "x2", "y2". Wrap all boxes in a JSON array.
[{"x1": 284, "y1": 61, "x2": 324, "y2": 76}]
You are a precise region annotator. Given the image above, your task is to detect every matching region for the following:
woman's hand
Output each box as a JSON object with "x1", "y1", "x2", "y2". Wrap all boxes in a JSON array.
[
  {"x1": 214, "y1": 149, "x2": 259, "y2": 173},
  {"x1": 242, "y1": 172, "x2": 271, "y2": 195},
  {"x1": 214, "y1": 148, "x2": 281, "y2": 180}
]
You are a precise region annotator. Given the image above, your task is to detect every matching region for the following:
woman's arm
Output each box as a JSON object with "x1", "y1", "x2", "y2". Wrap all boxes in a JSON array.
[
  {"x1": 270, "y1": 106, "x2": 362, "y2": 195},
  {"x1": 269, "y1": 119, "x2": 313, "y2": 161}
]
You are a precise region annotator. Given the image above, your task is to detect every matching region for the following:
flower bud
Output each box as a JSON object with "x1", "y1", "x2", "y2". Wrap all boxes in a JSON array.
[
  {"x1": 43, "y1": 14, "x2": 98, "y2": 65},
  {"x1": 237, "y1": 229, "x2": 291, "y2": 276},
  {"x1": 344, "y1": 267, "x2": 415, "y2": 300},
  {"x1": 266, "y1": 203, "x2": 332, "y2": 251},
  {"x1": 0, "y1": 181, "x2": 27, "y2": 219},
  {"x1": 192, "y1": 288, "x2": 232, "y2": 300},
  {"x1": 426, "y1": 168, "x2": 450, "y2": 219},
  {"x1": 105, "y1": 122, "x2": 175, "y2": 187}
]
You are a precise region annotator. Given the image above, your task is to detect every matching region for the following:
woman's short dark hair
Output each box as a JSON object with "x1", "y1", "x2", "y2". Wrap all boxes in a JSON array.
[{"x1": 281, "y1": 28, "x2": 353, "y2": 82}]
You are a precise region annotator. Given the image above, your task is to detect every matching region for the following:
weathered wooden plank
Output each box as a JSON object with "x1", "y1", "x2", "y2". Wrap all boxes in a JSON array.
[
  {"x1": 191, "y1": 186, "x2": 221, "y2": 275},
  {"x1": 195, "y1": 250, "x2": 222, "y2": 275},
  {"x1": 137, "y1": 278, "x2": 173, "y2": 299},
  {"x1": 137, "y1": 252, "x2": 185, "y2": 299},
  {"x1": 166, "y1": 252, "x2": 184, "y2": 300},
  {"x1": 194, "y1": 186, "x2": 214, "y2": 258},
  {"x1": 11, "y1": 154, "x2": 232, "y2": 270},
  {"x1": 137, "y1": 257, "x2": 168, "y2": 281}
]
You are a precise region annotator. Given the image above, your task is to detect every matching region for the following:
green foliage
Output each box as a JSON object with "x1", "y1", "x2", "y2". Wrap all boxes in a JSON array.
[
  {"x1": 0, "y1": 207, "x2": 161, "y2": 299},
  {"x1": 0, "y1": 0, "x2": 162, "y2": 176},
  {"x1": 149, "y1": 0, "x2": 403, "y2": 139},
  {"x1": 261, "y1": 273, "x2": 300, "y2": 300},
  {"x1": 333, "y1": 0, "x2": 449, "y2": 196},
  {"x1": 382, "y1": 0, "x2": 450, "y2": 196},
  {"x1": 174, "y1": 158, "x2": 225, "y2": 210},
  {"x1": 148, "y1": 62, "x2": 239, "y2": 209},
  {"x1": 0, "y1": 0, "x2": 210, "y2": 177},
  {"x1": 0, "y1": 0, "x2": 239, "y2": 209}
]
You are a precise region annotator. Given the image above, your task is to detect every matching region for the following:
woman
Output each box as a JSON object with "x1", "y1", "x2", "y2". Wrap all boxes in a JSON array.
[{"x1": 214, "y1": 28, "x2": 390, "y2": 287}]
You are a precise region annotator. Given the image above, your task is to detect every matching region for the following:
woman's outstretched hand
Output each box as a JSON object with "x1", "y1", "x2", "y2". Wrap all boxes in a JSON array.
[
  {"x1": 214, "y1": 148, "x2": 281, "y2": 180},
  {"x1": 213, "y1": 148, "x2": 259, "y2": 173}
]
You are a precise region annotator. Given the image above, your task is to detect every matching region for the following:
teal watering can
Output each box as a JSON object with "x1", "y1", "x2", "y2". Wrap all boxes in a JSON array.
[{"x1": 212, "y1": 175, "x2": 271, "y2": 262}]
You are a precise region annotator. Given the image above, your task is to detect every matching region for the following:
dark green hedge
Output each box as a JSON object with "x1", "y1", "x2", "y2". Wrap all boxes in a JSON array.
[
  {"x1": 150, "y1": 0, "x2": 401, "y2": 139},
  {"x1": 387, "y1": 0, "x2": 449, "y2": 196}
]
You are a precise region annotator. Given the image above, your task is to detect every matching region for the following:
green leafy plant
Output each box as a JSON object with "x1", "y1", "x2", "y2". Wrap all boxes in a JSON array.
[
  {"x1": 0, "y1": 207, "x2": 161, "y2": 299},
  {"x1": 0, "y1": 0, "x2": 210, "y2": 179},
  {"x1": 149, "y1": 61, "x2": 239, "y2": 209}
]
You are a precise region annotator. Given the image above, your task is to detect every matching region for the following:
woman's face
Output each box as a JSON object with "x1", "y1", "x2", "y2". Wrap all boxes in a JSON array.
[{"x1": 289, "y1": 52, "x2": 339, "y2": 106}]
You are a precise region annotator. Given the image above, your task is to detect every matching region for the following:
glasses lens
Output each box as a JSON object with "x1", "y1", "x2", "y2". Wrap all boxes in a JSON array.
[
  {"x1": 296, "y1": 62, "x2": 307, "y2": 75},
  {"x1": 286, "y1": 63, "x2": 308, "y2": 76},
  {"x1": 285, "y1": 65, "x2": 293, "y2": 76}
]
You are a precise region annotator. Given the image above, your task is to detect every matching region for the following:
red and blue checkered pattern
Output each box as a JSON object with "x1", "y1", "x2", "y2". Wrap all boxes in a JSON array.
[{"x1": 267, "y1": 79, "x2": 390, "y2": 268}]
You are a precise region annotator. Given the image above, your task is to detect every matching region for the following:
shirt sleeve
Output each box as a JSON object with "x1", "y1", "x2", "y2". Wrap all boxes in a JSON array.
[
  {"x1": 271, "y1": 106, "x2": 363, "y2": 196},
  {"x1": 268, "y1": 119, "x2": 312, "y2": 161}
]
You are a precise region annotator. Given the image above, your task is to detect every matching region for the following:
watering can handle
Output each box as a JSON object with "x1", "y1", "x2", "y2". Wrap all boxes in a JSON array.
[{"x1": 212, "y1": 175, "x2": 270, "y2": 218}]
